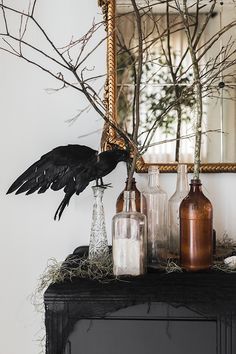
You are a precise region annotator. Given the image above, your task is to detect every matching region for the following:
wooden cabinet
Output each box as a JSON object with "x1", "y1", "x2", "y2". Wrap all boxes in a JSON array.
[
  {"x1": 66, "y1": 307, "x2": 218, "y2": 354},
  {"x1": 44, "y1": 249, "x2": 236, "y2": 354}
]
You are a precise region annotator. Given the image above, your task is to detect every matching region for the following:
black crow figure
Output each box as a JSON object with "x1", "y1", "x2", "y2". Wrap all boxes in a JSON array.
[{"x1": 7, "y1": 144, "x2": 129, "y2": 220}]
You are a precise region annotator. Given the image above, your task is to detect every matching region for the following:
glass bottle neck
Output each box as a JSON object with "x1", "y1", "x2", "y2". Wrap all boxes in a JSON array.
[
  {"x1": 148, "y1": 172, "x2": 160, "y2": 188},
  {"x1": 123, "y1": 191, "x2": 136, "y2": 212},
  {"x1": 92, "y1": 186, "x2": 104, "y2": 201},
  {"x1": 176, "y1": 168, "x2": 188, "y2": 193},
  {"x1": 189, "y1": 179, "x2": 202, "y2": 193},
  {"x1": 125, "y1": 178, "x2": 136, "y2": 190}
]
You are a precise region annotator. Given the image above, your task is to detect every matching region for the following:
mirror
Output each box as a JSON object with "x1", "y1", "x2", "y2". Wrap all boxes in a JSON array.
[{"x1": 100, "y1": 0, "x2": 236, "y2": 172}]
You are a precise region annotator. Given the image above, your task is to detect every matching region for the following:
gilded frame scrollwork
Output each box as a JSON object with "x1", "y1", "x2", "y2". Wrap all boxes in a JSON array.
[{"x1": 98, "y1": 0, "x2": 236, "y2": 173}]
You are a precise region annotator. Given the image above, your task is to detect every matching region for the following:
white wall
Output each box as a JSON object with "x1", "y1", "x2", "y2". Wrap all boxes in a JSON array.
[{"x1": 0, "y1": 2, "x2": 236, "y2": 354}]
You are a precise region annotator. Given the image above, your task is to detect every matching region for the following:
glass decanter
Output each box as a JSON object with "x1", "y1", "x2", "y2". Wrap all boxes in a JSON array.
[
  {"x1": 168, "y1": 164, "x2": 189, "y2": 258},
  {"x1": 89, "y1": 186, "x2": 109, "y2": 260},
  {"x1": 180, "y1": 178, "x2": 213, "y2": 271},
  {"x1": 142, "y1": 166, "x2": 168, "y2": 266},
  {"x1": 112, "y1": 191, "x2": 147, "y2": 276}
]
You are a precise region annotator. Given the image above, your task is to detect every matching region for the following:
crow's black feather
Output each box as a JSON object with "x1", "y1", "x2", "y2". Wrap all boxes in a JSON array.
[{"x1": 7, "y1": 144, "x2": 129, "y2": 220}]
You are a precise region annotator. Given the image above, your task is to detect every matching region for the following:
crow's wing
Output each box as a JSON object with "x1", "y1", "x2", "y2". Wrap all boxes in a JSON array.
[{"x1": 7, "y1": 144, "x2": 98, "y2": 196}]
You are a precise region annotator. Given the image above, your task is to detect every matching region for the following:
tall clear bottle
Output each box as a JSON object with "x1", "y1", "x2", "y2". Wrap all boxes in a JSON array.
[
  {"x1": 112, "y1": 191, "x2": 147, "y2": 276},
  {"x1": 168, "y1": 164, "x2": 189, "y2": 258},
  {"x1": 142, "y1": 166, "x2": 168, "y2": 267}
]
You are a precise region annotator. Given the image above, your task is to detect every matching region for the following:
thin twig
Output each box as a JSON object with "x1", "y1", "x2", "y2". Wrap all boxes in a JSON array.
[
  {"x1": 141, "y1": 128, "x2": 222, "y2": 151},
  {"x1": 1, "y1": 0, "x2": 9, "y2": 35}
]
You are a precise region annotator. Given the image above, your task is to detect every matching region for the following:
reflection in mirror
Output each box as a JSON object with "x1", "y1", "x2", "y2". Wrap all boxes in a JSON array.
[{"x1": 116, "y1": 0, "x2": 236, "y2": 164}]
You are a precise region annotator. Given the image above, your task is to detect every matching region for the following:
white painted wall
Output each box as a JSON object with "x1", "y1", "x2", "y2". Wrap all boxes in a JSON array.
[{"x1": 0, "y1": 2, "x2": 236, "y2": 354}]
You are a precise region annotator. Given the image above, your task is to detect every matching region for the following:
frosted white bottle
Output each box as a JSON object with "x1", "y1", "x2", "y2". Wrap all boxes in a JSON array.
[{"x1": 112, "y1": 191, "x2": 147, "y2": 276}]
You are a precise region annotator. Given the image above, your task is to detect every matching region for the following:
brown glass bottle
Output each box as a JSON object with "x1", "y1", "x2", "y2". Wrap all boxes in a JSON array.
[
  {"x1": 180, "y1": 179, "x2": 213, "y2": 271},
  {"x1": 116, "y1": 178, "x2": 143, "y2": 213}
]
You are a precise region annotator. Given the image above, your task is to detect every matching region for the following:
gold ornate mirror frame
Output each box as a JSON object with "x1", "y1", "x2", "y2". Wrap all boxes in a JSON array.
[{"x1": 98, "y1": 0, "x2": 236, "y2": 173}]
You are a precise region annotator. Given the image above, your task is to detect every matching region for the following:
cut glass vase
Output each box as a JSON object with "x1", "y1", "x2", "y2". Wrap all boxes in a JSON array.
[{"x1": 89, "y1": 186, "x2": 109, "y2": 260}]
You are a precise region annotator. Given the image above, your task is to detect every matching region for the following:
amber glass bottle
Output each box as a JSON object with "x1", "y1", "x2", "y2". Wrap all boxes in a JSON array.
[
  {"x1": 180, "y1": 179, "x2": 213, "y2": 271},
  {"x1": 116, "y1": 178, "x2": 143, "y2": 213}
]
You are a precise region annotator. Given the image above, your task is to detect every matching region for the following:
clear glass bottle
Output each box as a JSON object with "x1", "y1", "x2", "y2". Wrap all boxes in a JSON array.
[
  {"x1": 180, "y1": 179, "x2": 213, "y2": 271},
  {"x1": 168, "y1": 164, "x2": 189, "y2": 258},
  {"x1": 142, "y1": 166, "x2": 168, "y2": 266},
  {"x1": 89, "y1": 186, "x2": 109, "y2": 260},
  {"x1": 112, "y1": 191, "x2": 147, "y2": 276}
]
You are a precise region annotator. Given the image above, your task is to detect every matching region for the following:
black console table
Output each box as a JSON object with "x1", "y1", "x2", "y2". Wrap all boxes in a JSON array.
[{"x1": 44, "y1": 247, "x2": 236, "y2": 354}]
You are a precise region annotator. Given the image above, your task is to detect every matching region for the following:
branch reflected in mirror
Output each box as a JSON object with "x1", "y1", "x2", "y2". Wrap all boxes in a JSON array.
[{"x1": 112, "y1": 0, "x2": 236, "y2": 171}]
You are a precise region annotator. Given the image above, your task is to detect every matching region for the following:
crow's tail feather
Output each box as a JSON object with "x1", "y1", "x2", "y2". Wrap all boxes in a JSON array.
[
  {"x1": 54, "y1": 179, "x2": 89, "y2": 220},
  {"x1": 54, "y1": 191, "x2": 74, "y2": 221}
]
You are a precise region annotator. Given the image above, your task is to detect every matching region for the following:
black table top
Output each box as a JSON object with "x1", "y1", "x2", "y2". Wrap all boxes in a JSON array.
[{"x1": 44, "y1": 247, "x2": 236, "y2": 317}]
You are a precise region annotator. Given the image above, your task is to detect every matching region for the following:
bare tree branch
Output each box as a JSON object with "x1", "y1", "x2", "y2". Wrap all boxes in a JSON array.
[
  {"x1": 1, "y1": 0, "x2": 9, "y2": 35},
  {"x1": 31, "y1": 0, "x2": 37, "y2": 17}
]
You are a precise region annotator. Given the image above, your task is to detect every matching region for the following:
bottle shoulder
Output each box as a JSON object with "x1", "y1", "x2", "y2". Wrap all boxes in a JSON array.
[
  {"x1": 181, "y1": 191, "x2": 212, "y2": 204},
  {"x1": 169, "y1": 190, "x2": 189, "y2": 202},
  {"x1": 143, "y1": 186, "x2": 167, "y2": 195},
  {"x1": 180, "y1": 192, "x2": 213, "y2": 218},
  {"x1": 113, "y1": 210, "x2": 146, "y2": 220}
]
